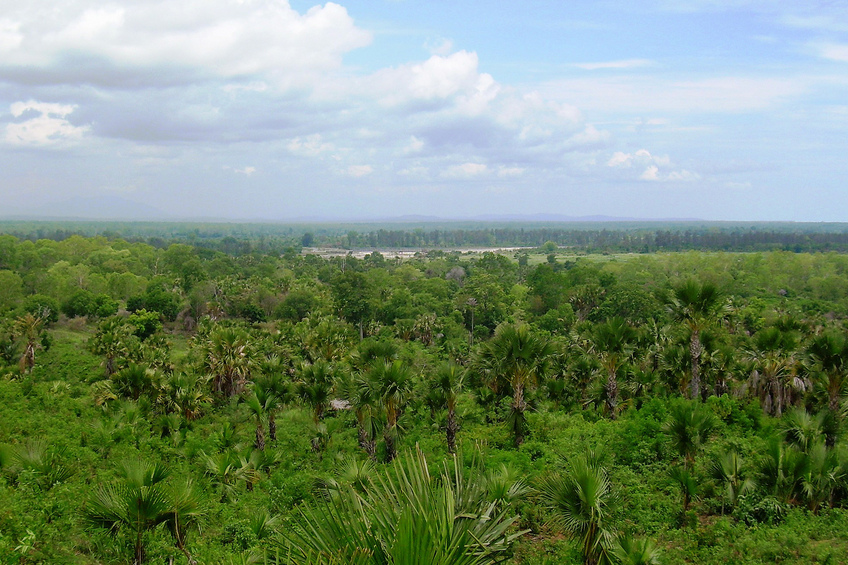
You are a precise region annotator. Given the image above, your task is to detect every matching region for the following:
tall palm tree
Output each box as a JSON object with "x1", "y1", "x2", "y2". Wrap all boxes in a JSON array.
[
  {"x1": 434, "y1": 362, "x2": 465, "y2": 453},
  {"x1": 89, "y1": 317, "x2": 136, "y2": 376},
  {"x1": 246, "y1": 385, "x2": 277, "y2": 451},
  {"x1": 253, "y1": 369, "x2": 290, "y2": 442},
  {"x1": 746, "y1": 327, "x2": 802, "y2": 416},
  {"x1": 13, "y1": 313, "x2": 44, "y2": 374},
  {"x1": 283, "y1": 449, "x2": 525, "y2": 565},
  {"x1": 537, "y1": 453, "x2": 618, "y2": 565},
  {"x1": 806, "y1": 331, "x2": 848, "y2": 413},
  {"x1": 203, "y1": 327, "x2": 254, "y2": 397},
  {"x1": 591, "y1": 317, "x2": 636, "y2": 419},
  {"x1": 369, "y1": 360, "x2": 413, "y2": 462},
  {"x1": 474, "y1": 323, "x2": 553, "y2": 447},
  {"x1": 667, "y1": 280, "x2": 725, "y2": 400},
  {"x1": 349, "y1": 371, "x2": 381, "y2": 460}
]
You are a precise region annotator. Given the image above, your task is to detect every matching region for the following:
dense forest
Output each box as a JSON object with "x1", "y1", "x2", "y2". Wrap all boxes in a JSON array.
[
  {"x1": 2, "y1": 229, "x2": 848, "y2": 564},
  {"x1": 3, "y1": 220, "x2": 848, "y2": 254}
]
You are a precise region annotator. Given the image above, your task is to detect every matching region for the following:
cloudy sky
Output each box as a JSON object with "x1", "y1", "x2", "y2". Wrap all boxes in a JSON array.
[{"x1": 1, "y1": 0, "x2": 847, "y2": 221}]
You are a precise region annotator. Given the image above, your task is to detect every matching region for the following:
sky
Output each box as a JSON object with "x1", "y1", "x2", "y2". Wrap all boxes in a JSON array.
[{"x1": 1, "y1": 0, "x2": 847, "y2": 221}]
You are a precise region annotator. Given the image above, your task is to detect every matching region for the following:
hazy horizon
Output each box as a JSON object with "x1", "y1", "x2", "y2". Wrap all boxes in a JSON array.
[{"x1": 1, "y1": 1, "x2": 847, "y2": 222}]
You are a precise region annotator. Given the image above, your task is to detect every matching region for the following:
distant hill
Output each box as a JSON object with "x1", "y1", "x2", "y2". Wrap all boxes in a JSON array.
[{"x1": 2, "y1": 195, "x2": 170, "y2": 221}]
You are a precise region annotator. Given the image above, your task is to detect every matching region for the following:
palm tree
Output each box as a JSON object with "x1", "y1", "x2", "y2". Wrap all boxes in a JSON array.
[
  {"x1": 537, "y1": 453, "x2": 618, "y2": 565},
  {"x1": 474, "y1": 323, "x2": 553, "y2": 447},
  {"x1": 246, "y1": 386, "x2": 277, "y2": 451},
  {"x1": 709, "y1": 449, "x2": 756, "y2": 513},
  {"x1": 369, "y1": 360, "x2": 413, "y2": 462},
  {"x1": 758, "y1": 436, "x2": 806, "y2": 504},
  {"x1": 612, "y1": 533, "x2": 663, "y2": 565},
  {"x1": 297, "y1": 360, "x2": 335, "y2": 425},
  {"x1": 85, "y1": 460, "x2": 204, "y2": 565},
  {"x1": 667, "y1": 280, "x2": 725, "y2": 400},
  {"x1": 283, "y1": 449, "x2": 525, "y2": 565},
  {"x1": 746, "y1": 327, "x2": 802, "y2": 416},
  {"x1": 591, "y1": 317, "x2": 636, "y2": 419},
  {"x1": 203, "y1": 327, "x2": 254, "y2": 397},
  {"x1": 806, "y1": 331, "x2": 848, "y2": 413},
  {"x1": 662, "y1": 400, "x2": 716, "y2": 469},
  {"x1": 349, "y1": 371, "x2": 381, "y2": 460},
  {"x1": 667, "y1": 465, "x2": 698, "y2": 523},
  {"x1": 253, "y1": 369, "x2": 290, "y2": 442},
  {"x1": 13, "y1": 313, "x2": 44, "y2": 374},
  {"x1": 89, "y1": 317, "x2": 136, "y2": 376},
  {"x1": 434, "y1": 362, "x2": 465, "y2": 453}
]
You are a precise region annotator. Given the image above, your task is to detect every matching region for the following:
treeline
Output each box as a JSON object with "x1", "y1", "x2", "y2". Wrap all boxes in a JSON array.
[
  {"x1": 340, "y1": 227, "x2": 848, "y2": 252},
  {"x1": 3, "y1": 220, "x2": 848, "y2": 255}
]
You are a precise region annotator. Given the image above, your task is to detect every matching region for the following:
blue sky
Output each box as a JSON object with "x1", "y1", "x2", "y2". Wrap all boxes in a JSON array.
[{"x1": 1, "y1": 0, "x2": 847, "y2": 221}]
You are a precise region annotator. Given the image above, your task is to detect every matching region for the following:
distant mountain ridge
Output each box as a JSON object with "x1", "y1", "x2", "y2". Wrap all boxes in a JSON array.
[{"x1": 2, "y1": 195, "x2": 170, "y2": 221}]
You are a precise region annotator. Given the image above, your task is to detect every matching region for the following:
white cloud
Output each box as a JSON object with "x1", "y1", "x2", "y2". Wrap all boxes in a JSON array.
[
  {"x1": 287, "y1": 134, "x2": 333, "y2": 156},
  {"x1": 234, "y1": 166, "x2": 256, "y2": 176},
  {"x1": 574, "y1": 59, "x2": 654, "y2": 70},
  {"x1": 347, "y1": 165, "x2": 373, "y2": 177},
  {"x1": 373, "y1": 51, "x2": 497, "y2": 111},
  {"x1": 608, "y1": 148, "x2": 696, "y2": 182},
  {"x1": 4, "y1": 100, "x2": 88, "y2": 145},
  {"x1": 443, "y1": 163, "x2": 487, "y2": 178},
  {"x1": 0, "y1": 0, "x2": 371, "y2": 85},
  {"x1": 640, "y1": 165, "x2": 659, "y2": 180},
  {"x1": 813, "y1": 43, "x2": 848, "y2": 63},
  {"x1": 424, "y1": 37, "x2": 454, "y2": 56}
]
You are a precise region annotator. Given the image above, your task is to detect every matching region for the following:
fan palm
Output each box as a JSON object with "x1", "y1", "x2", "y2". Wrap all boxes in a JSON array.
[
  {"x1": 284, "y1": 449, "x2": 525, "y2": 565},
  {"x1": 434, "y1": 362, "x2": 465, "y2": 453},
  {"x1": 203, "y1": 327, "x2": 254, "y2": 397},
  {"x1": 591, "y1": 317, "x2": 636, "y2": 419},
  {"x1": 662, "y1": 400, "x2": 716, "y2": 469},
  {"x1": 85, "y1": 460, "x2": 204, "y2": 564},
  {"x1": 746, "y1": 327, "x2": 800, "y2": 416},
  {"x1": 709, "y1": 449, "x2": 756, "y2": 512},
  {"x1": 612, "y1": 533, "x2": 663, "y2": 565},
  {"x1": 806, "y1": 331, "x2": 848, "y2": 413},
  {"x1": 474, "y1": 323, "x2": 553, "y2": 447},
  {"x1": 667, "y1": 280, "x2": 725, "y2": 400},
  {"x1": 13, "y1": 313, "x2": 44, "y2": 374},
  {"x1": 537, "y1": 453, "x2": 618, "y2": 565},
  {"x1": 369, "y1": 360, "x2": 413, "y2": 462}
]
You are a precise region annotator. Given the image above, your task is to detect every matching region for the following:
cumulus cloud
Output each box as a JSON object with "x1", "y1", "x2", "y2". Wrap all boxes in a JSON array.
[
  {"x1": 234, "y1": 166, "x2": 256, "y2": 176},
  {"x1": 608, "y1": 148, "x2": 697, "y2": 182},
  {"x1": 4, "y1": 100, "x2": 88, "y2": 145},
  {"x1": 0, "y1": 0, "x2": 372, "y2": 86}
]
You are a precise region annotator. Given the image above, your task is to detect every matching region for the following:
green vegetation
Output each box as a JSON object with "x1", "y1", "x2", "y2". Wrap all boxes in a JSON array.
[{"x1": 1, "y1": 229, "x2": 848, "y2": 564}]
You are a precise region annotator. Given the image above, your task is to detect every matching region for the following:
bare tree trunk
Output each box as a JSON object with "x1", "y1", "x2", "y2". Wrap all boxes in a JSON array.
[
  {"x1": 605, "y1": 369, "x2": 618, "y2": 420},
  {"x1": 255, "y1": 421, "x2": 265, "y2": 451},
  {"x1": 690, "y1": 330, "x2": 701, "y2": 401},
  {"x1": 446, "y1": 407, "x2": 458, "y2": 453},
  {"x1": 268, "y1": 412, "x2": 277, "y2": 442}
]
